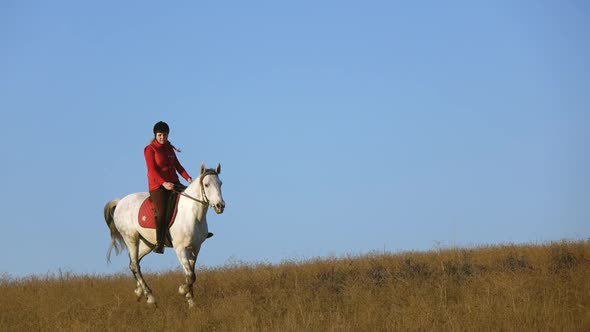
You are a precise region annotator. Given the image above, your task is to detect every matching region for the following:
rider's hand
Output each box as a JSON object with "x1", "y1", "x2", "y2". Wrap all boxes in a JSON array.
[
  {"x1": 163, "y1": 182, "x2": 174, "y2": 190},
  {"x1": 187, "y1": 177, "x2": 192, "y2": 184}
]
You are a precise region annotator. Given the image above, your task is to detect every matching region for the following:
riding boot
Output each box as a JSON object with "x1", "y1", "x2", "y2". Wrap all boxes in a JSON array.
[{"x1": 153, "y1": 215, "x2": 165, "y2": 254}]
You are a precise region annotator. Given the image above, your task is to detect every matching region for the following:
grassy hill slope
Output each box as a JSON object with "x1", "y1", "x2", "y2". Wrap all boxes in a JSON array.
[{"x1": 1, "y1": 240, "x2": 588, "y2": 331}]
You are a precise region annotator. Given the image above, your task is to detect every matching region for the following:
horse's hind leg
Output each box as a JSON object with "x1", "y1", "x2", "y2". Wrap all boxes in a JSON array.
[{"x1": 128, "y1": 240, "x2": 157, "y2": 305}]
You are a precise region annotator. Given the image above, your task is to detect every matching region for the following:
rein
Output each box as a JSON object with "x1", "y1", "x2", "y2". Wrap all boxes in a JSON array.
[
  {"x1": 173, "y1": 189, "x2": 208, "y2": 205},
  {"x1": 172, "y1": 170, "x2": 218, "y2": 206}
]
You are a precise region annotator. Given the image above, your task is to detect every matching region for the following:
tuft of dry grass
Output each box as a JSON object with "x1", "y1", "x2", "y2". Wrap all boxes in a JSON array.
[{"x1": 1, "y1": 240, "x2": 589, "y2": 331}]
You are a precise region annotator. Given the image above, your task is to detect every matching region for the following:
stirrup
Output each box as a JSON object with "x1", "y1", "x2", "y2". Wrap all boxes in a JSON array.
[{"x1": 153, "y1": 243, "x2": 164, "y2": 254}]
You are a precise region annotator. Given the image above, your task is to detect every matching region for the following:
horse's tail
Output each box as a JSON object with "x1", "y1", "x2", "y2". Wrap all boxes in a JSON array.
[{"x1": 104, "y1": 199, "x2": 124, "y2": 263}]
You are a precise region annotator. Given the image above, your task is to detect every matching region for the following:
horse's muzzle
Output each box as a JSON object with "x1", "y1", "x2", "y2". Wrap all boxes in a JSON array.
[{"x1": 214, "y1": 201, "x2": 225, "y2": 214}]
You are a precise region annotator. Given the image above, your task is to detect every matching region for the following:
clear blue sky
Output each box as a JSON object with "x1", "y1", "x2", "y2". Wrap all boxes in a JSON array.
[{"x1": 1, "y1": 1, "x2": 588, "y2": 278}]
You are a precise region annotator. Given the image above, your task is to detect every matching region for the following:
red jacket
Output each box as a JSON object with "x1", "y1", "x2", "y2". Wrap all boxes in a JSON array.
[{"x1": 144, "y1": 140, "x2": 191, "y2": 191}]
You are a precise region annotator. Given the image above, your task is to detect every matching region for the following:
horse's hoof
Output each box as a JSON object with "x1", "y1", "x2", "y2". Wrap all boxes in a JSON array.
[
  {"x1": 147, "y1": 294, "x2": 157, "y2": 305},
  {"x1": 187, "y1": 298, "x2": 195, "y2": 308}
]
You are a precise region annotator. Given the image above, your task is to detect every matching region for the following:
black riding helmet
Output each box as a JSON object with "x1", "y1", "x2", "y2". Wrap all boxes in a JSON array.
[{"x1": 153, "y1": 121, "x2": 170, "y2": 134}]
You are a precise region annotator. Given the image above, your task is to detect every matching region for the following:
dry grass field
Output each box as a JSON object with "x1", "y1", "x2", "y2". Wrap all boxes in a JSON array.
[{"x1": 1, "y1": 240, "x2": 589, "y2": 331}]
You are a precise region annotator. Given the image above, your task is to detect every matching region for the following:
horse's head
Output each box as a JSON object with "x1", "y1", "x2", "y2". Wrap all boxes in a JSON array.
[{"x1": 199, "y1": 163, "x2": 225, "y2": 214}]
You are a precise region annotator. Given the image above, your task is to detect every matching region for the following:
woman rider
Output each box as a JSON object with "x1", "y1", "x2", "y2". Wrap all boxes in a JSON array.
[{"x1": 144, "y1": 121, "x2": 192, "y2": 254}]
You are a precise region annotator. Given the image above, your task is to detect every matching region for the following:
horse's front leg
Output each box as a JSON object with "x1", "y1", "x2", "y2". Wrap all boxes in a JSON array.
[{"x1": 176, "y1": 246, "x2": 200, "y2": 308}]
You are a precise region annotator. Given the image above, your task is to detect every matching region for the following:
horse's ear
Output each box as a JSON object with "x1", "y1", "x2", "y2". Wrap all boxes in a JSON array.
[
  {"x1": 200, "y1": 163, "x2": 206, "y2": 175},
  {"x1": 216, "y1": 163, "x2": 221, "y2": 174}
]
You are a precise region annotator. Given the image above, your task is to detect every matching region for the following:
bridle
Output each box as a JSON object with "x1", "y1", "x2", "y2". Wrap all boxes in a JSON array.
[{"x1": 172, "y1": 170, "x2": 218, "y2": 206}]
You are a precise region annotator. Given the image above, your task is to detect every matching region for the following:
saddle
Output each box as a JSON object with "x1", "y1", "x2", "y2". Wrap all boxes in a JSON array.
[{"x1": 138, "y1": 189, "x2": 182, "y2": 229}]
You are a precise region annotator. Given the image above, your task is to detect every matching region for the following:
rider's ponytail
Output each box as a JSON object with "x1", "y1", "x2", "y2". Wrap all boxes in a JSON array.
[{"x1": 170, "y1": 142, "x2": 181, "y2": 153}]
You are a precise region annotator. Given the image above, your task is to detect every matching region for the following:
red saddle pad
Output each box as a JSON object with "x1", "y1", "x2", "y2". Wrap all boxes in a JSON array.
[{"x1": 138, "y1": 195, "x2": 181, "y2": 229}]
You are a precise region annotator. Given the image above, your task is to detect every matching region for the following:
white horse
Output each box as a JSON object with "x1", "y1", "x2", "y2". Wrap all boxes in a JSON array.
[{"x1": 103, "y1": 163, "x2": 225, "y2": 307}]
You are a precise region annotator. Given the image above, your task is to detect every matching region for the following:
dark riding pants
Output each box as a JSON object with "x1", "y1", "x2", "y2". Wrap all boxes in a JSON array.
[{"x1": 149, "y1": 185, "x2": 174, "y2": 245}]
